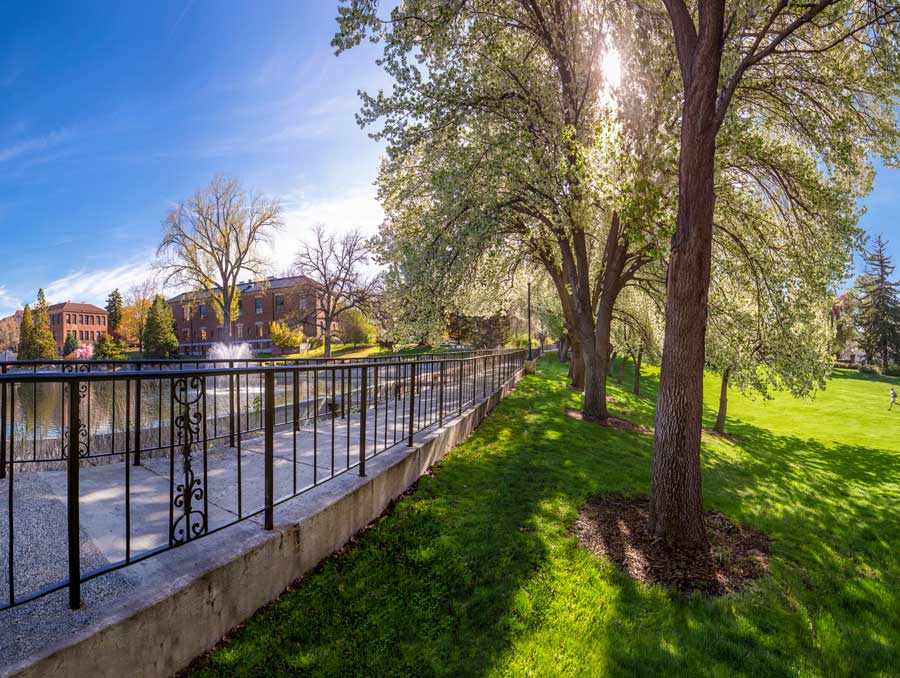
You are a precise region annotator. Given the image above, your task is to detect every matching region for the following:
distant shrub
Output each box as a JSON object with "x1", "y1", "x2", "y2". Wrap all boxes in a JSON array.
[
  {"x1": 882, "y1": 365, "x2": 900, "y2": 377},
  {"x1": 859, "y1": 364, "x2": 882, "y2": 375}
]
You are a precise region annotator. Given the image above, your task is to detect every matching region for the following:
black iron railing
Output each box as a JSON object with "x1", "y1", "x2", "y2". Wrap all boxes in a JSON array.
[{"x1": 0, "y1": 348, "x2": 526, "y2": 611}]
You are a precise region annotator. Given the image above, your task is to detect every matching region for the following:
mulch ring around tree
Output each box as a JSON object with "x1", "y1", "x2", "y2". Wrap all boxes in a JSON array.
[
  {"x1": 574, "y1": 494, "x2": 771, "y2": 596},
  {"x1": 565, "y1": 408, "x2": 651, "y2": 435}
]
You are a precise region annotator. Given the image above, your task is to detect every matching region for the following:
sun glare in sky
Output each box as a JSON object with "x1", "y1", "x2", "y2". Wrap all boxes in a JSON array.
[{"x1": 601, "y1": 47, "x2": 622, "y2": 89}]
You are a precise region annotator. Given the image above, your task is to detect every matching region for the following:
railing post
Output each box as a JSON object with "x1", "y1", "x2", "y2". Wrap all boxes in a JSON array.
[
  {"x1": 0, "y1": 367, "x2": 6, "y2": 480},
  {"x1": 458, "y1": 359, "x2": 463, "y2": 415},
  {"x1": 438, "y1": 361, "x2": 445, "y2": 427},
  {"x1": 293, "y1": 368, "x2": 300, "y2": 431},
  {"x1": 133, "y1": 363, "x2": 142, "y2": 466},
  {"x1": 359, "y1": 366, "x2": 367, "y2": 476},
  {"x1": 228, "y1": 361, "x2": 236, "y2": 447},
  {"x1": 67, "y1": 379, "x2": 81, "y2": 610},
  {"x1": 264, "y1": 370, "x2": 274, "y2": 531},
  {"x1": 407, "y1": 362, "x2": 416, "y2": 446}
]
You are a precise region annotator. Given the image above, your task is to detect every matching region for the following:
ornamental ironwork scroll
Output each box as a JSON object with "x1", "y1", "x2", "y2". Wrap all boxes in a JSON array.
[
  {"x1": 171, "y1": 376, "x2": 207, "y2": 544},
  {"x1": 61, "y1": 381, "x2": 90, "y2": 459}
]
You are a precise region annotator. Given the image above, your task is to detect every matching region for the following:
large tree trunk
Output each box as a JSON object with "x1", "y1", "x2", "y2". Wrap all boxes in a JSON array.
[
  {"x1": 568, "y1": 340, "x2": 585, "y2": 390},
  {"x1": 648, "y1": 3, "x2": 724, "y2": 551},
  {"x1": 714, "y1": 368, "x2": 729, "y2": 433},
  {"x1": 633, "y1": 348, "x2": 642, "y2": 396}
]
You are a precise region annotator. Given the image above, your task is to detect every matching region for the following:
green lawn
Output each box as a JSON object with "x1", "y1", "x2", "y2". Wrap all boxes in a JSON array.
[
  {"x1": 279, "y1": 343, "x2": 453, "y2": 359},
  {"x1": 188, "y1": 357, "x2": 900, "y2": 677}
]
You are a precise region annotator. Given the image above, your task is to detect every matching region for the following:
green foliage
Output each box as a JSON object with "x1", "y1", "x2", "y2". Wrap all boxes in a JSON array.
[
  {"x1": 28, "y1": 290, "x2": 58, "y2": 360},
  {"x1": 17, "y1": 305, "x2": 34, "y2": 359},
  {"x1": 105, "y1": 289, "x2": 124, "y2": 337},
  {"x1": 94, "y1": 333, "x2": 127, "y2": 360},
  {"x1": 337, "y1": 308, "x2": 376, "y2": 345},
  {"x1": 857, "y1": 235, "x2": 900, "y2": 368},
  {"x1": 269, "y1": 320, "x2": 304, "y2": 350},
  {"x1": 62, "y1": 333, "x2": 79, "y2": 357},
  {"x1": 189, "y1": 358, "x2": 900, "y2": 676},
  {"x1": 448, "y1": 313, "x2": 511, "y2": 349},
  {"x1": 142, "y1": 295, "x2": 180, "y2": 358},
  {"x1": 860, "y1": 363, "x2": 883, "y2": 376}
]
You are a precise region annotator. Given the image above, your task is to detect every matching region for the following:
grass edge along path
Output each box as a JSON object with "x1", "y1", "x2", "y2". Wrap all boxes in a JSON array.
[{"x1": 187, "y1": 356, "x2": 900, "y2": 677}]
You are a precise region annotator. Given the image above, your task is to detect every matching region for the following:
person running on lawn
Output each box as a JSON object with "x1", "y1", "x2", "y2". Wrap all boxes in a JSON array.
[{"x1": 891, "y1": 387, "x2": 897, "y2": 410}]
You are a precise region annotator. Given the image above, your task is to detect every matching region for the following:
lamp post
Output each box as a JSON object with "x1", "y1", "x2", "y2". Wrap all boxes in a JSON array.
[{"x1": 527, "y1": 279, "x2": 532, "y2": 361}]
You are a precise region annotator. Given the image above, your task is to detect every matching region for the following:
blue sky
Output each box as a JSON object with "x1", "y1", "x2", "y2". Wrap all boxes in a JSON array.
[
  {"x1": 0, "y1": 1, "x2": 897, "y2": 316},
  {"x1": 0, "y1": 1, "x2": 390, "y2": 314}
]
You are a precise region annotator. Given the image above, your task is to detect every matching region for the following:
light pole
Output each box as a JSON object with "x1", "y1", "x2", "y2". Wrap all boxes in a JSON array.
[{"x1": 527, "y1": 279, "x2": 532, "y2": 361}]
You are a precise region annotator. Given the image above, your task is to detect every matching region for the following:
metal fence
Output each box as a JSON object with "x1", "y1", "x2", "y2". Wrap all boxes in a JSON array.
[{"x1": 0, "y1": 348, "x2": 526, "y2": 611}]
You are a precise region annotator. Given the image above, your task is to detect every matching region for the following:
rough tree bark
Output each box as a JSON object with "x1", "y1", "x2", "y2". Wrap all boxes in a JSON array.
[
  {"x1": 714, "y1": 368, "x2": 729, "y2": 433},
  {"x1": 649, "y1": 0, "x2": 725, "y2": 551},
  {"x1": 633, "y1": 348, "x2": 642, "y2": 396}
]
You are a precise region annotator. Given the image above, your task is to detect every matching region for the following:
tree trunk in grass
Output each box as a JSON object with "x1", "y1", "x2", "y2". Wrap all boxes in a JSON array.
[
  {"x1": 617, "y1": 354, "x2": 626, "y2": 383},
  {"x1": 568, "y1": 340, "x2": 585, "y2": 390},
  {"x1": 714, "y1": 368, "x2": 729, "y2": 433},
  {"x1": 633, "y1": 348, "x2": 642, "y2": 396},
  {"x1": 649, "y1": 0, "x2": 724, "y2": 552}
]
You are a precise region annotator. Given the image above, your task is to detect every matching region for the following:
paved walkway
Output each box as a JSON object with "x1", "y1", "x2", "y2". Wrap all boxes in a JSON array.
[{"x1": 0, "y1": 400, "x2": 424, "y2": 670}]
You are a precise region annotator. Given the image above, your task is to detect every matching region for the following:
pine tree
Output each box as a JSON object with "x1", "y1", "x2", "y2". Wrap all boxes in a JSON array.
[
  {"x1": 105, "y1": 288, "x2": 124, "y2": 337},
  {"x1": 18, "y1": 305, "x2": 34, "y2": 359},
  {"x1": 31, "y1": 290, "x2": 58, "y2": 359},
  {"x1": 63, "y1": 333, "x2": 79, "y2": 357},
  {"x1": 142, "y1": 295, "x2": 180, "y2": 358},
  {"x1": 857, "y1": 235, "x2": 900, "y2": 368},
  {"x1": 94, "y1": 333, "x2": 126, "y2": 360}
]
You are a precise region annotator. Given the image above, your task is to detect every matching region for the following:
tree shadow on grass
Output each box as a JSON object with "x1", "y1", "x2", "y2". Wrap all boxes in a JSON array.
[{"x1": 189, "y1": 357, "x2": 900, "y2": 677}]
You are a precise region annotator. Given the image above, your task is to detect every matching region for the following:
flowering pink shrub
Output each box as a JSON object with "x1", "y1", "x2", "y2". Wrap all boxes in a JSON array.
[{"x1": 69, "y1": 344, "x2": 95, "y2": 360}]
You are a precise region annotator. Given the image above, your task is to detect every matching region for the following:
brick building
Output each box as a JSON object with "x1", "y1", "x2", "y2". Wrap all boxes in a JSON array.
[
  {"x1": 48, "y1": 302, "x2": 109, "y2": 352},
  {"x1": 168, "y1": 275, "x2": 322, "y2": 355}
]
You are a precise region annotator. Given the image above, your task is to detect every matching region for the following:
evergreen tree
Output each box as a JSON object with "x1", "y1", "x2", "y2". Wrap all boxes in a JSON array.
[
  {"x1": 63, "y1": 333, "x2": 79, "y2": 357},
  {"x1": 18, "y1": 305, "x2": 34, "y2": 359},
  {"x1": 31, "y1": 289, "x2": 58, "y2": 359},
  {"x1": 142, "y1": 295, "x2": 180, "y2": 358},
  {"x1": 94, "y1": 333, "x2": 126, "y2": 360},
  {"x1": 857, "y1": 235, "x2": 900, "y2": 368},
  {"x1": 105, "y1": 288, "x2": 124, "y2": 337}
]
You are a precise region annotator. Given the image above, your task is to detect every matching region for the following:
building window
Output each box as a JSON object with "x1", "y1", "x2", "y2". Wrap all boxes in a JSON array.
[
  {"x1": 275, "y1": 295, "x2": 284, "y2": 313},
  {"x1": 255, "y1": 297, "x2": 263, "y2": 315},
  {"x1": 200, "y1": 327, "x2": 207, "y2": 341},
  {"x1": 78, "y1": 314, "x2": 83, "y2": 324},
  {"x1": 101, "y1": 316, "x2": 105, "y2": 326},
  {"x1": 238, "y1": 299, "x2": 243, "y2": 317},
  {"x1": 66, "y1": 313, "x2": 71, "y2": 323},
  {"x1": 236, "y1": 324, "x2": 243, "y2": 339},
  {"x1": 90, "y1": 331, "x2": 95, "y2": 341},
  {"x1": 200, "y1": 304, "x2": 207, "y2": 320},
  {"x1": 255, "y1": 322, "x2": 264, "y2": 338},
  {"x1": 79, "y1": 330, "x2": 84, "y2": 340},
  {"x1": 183, "y1": 306, "x2": 190, "y2": 321},
  {"x1": 182, "y1": 329, "x2": 189, "y2": 340}
]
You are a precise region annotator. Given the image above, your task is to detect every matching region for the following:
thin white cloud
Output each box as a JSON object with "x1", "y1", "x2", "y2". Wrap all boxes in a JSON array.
[
  {"x1": 44, "y1": 253, "x2": 157, "y2": 306},
  {"x1": 0, "y1": 287, "x2": 23, "y2": 316},
  {"x1": 267, "y1": 185, "x2": 385, "y2": 274},
  {"x1": 0, "y1": 130, "x2": 68, "y2": 163}
]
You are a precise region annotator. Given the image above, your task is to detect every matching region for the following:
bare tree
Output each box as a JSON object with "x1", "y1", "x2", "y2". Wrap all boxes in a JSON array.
[
  {"x1": 156, "y1": 175, "x2": 283, "y2": 341},
  {"x1": 0, "y1": 315, "x2": 19, "y2": 352},
  {"x1": 294, "y1": 225, "x2": 382, "y2": 357}
]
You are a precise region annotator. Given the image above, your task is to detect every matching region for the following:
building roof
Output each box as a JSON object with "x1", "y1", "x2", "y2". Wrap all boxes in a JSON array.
[
  {"x1": 48, "y1": 301, "x2": 107, "y2": 314},
  {"x1": 167, "y1": 275, "x2": 318, "y2": 304}
]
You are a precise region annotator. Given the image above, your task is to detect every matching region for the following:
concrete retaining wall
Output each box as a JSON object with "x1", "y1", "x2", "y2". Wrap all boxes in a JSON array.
[{"x1": 9, "y1": 369, "x2": 524, "y2": 678}]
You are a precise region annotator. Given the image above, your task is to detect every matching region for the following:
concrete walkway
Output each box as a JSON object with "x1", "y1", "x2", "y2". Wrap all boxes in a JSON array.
[{"x1": 0, "y1": 396, "x2": 437, "y2": 670}]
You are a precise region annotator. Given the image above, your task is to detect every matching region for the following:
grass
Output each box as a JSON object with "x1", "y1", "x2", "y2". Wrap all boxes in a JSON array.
[
  {"x1": 188, "y1": 356, "x2": 900, "y2": 677},
  {"x1": 279, "y1": 343, "x2": 454, "y2": 359}
]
